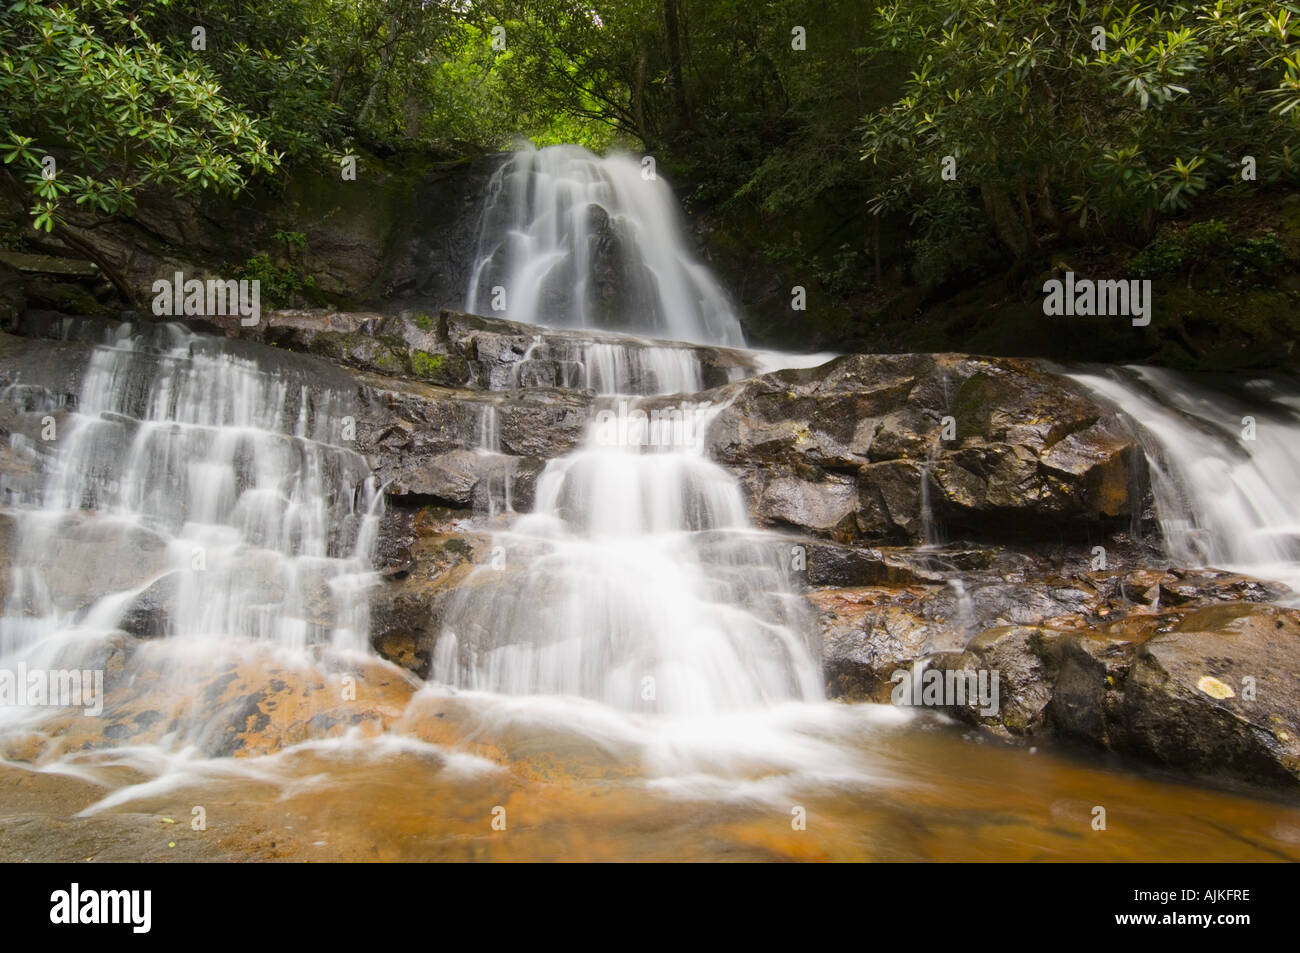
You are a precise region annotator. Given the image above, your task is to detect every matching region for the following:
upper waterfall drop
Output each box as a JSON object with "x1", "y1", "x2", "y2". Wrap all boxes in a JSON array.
[{"x1": 465, "y1": 144, "x2": 747, "y2": 348}]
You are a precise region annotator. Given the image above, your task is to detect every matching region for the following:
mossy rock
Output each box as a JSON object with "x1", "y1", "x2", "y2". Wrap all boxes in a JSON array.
[
  {"x1": 1278, "y1": 194, "x2": 1300, "y2": 260},
  {"x1": 307, "y1": 331, "x2": 411, "y2": 376},
  {"x1": 411, "y1": 350, "x2": 443, "y2": 375},
  {"x1": 1156, "y1": 285, "x2": 1300, "y2": 371},
  {"x1": 26, "y1": 278, "x2": 115, "y2": 318},
  {"x1": 409, "y1": 348, "x2": 470, "y2": 386}
]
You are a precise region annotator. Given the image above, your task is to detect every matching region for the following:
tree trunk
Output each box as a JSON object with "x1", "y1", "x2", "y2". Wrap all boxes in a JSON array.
[
  {"x1": 632, "y1": 38, "x2": 648, "y2": 144},
  {"x1": 664, "y1": 0, "x2": 690, "y2": 128},
  {"x1": 1035, "y1": 169, "x2": 1060, "y2": 231},
  {"x1": 980, "y1": 183, "x2": 1030, "y2": 259},
  {"x1": 1016, "y1": 181, "x2": 1037, "y2": 248},
  {"x1": 0, "y1": 168, "x2": 139, "y2": 308},
  {"x1": 358, "y1": 15, "x2": 399, "y2": 129},
  {"x1": 54, "y1": 223, "x2": 140, "y2": 309}
]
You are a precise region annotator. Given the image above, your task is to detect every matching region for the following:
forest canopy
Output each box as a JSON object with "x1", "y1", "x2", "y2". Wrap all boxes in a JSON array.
[{"x1": 2, "y1": 0, "x2": 1298, "y2": 312}]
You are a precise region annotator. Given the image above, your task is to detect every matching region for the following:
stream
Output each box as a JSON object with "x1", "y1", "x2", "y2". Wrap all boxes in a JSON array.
[{"x1": 1, "y1": 145, "x2": 1298, "y2": 862}]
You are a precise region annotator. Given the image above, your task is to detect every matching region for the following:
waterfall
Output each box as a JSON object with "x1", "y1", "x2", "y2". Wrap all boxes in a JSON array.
[
  {"x1": 919, "y1": 444, "x2": 943, "y2": 549},
  {"x1": 434, "y1": 375, "x2": 824, "y2": 715},
  {"x1": 442, "y1": 146, "x2": 826, "y2": 715},
  {"x1": 465, "y1": 144, "x2": 746, "y2": 348},
  {"x1": 1, "y1": 323, "x2": 381, "y2": 670},
  {"x1": 1071, "y1": 365, "x2": 1300, "y2": 594},
  {"x1": 577, "y1": 341, "x2": 703, "y2": 395},
  {"x1": 476, "y1": 402, "x2": 515, "y2": 517},
  {"x1": 504, "y1": 333, "x2": 710, "y2": 394}
]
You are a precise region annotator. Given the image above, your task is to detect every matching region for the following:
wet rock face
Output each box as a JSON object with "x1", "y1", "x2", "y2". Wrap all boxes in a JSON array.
[
  {"x1": 0, "y1": 326, "x2": 92, "y2": 401},
  {"x1": 816, "y1": 565, "x2": 1300, "y2": 789},
  {"x1": 583, "y1": 205, "x2": 666, "y2": 335},
  {"x1": 707, "y1": 352, "x2": 1140, "y2": 543},
  {"x1": 351, "y1": 372, "x2": 587, "y2": 506},
  {"x1": 7, "y1": 309, "x2": 1299, "y2": 796},
  {"x1": 214, "y1": 308, "x2": 754, "y2": 394},
  {"x1": 0, "y1": 512, "x2": 172, "y2": 618},
  {"x1": 25, "y1": 153, "x2": 496, "y2": 314},
  {"x1": 0, "y1": 325, "x2": 92, "y2": 513},
  {"x1": 368, "y1": 506, "x2": 493, "y2": 679}
]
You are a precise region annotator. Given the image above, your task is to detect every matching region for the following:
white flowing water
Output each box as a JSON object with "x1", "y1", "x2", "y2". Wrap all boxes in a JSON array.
[
  {"x1": 433, "y1": 144, "x2": 836, "y2": 778},
  {"x1": 475, "y1": 403, "x2": 516, "y2": 517},
  {"x1": 433, "y1": 388, "x2": 824, "y2": 716},
  {"x1": 0, "y1": 322, "x2": 381, "y2": 737},
  {"x1": 1071, "y1": 365, "x2": 1300, "y2": 595},
  {"x1": 503, "y1": 334, "x2": 711, "y2": 394},
  {"x1": 466, "y1": 144, "x2": 746, "y2": 347},
  {"x1": 452, "y1": 146, "x2": 823, "y2": 716},
  {"x1": 577, "y1": 340, "x2": 704, "y2": 394}
]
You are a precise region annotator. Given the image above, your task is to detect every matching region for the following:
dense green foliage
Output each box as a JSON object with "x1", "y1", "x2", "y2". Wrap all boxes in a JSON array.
[
  {"x1": 0, "y1": 1, "x2": 505, "y2": 227},
  {"x1": 0, "y1": 1, "x2": 278, "y2": 234},
  {"x1": 1, "y1": 0, "x2": 1298, "y2": 347},
  {"x1": 0, "y1": 0, "x2": 523, "y2": 294},
  {"x1": 0, "y1": 1, "x2": 899, "y2": 214},
  {"x1": 237, "y1": 230, "x2": 318, "y2": 307},
  {"x1": 1131, "y1": 219, "x2": 1286, "y2": 287},
  {"x1": 862, "y1": 1, "x2": 1300, "y2": 284}
]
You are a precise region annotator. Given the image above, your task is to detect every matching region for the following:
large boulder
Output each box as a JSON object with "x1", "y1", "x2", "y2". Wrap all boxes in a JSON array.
[
  {"x1": 931, "y1": 625, "x2": 1061, "y2": 735},
  {"x1": 1113, "y1": 604, "x2": 1300, "y2": 786},
  {"x1": 707, "y1": 352, "x2": 1140, "y2": 543},
  {"x1": 816, "y1": 587, "x2": 936, "y2": 700},
  {"x1": 817, "y1": 562, "x2": 1300, "y2": 789}
]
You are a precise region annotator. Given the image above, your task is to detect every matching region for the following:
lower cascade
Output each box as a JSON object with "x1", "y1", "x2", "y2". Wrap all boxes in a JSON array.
[
  {"x1": 3, "y1": 311, "x2": 1300, "y2": 857},
  {"x1": 0, "y1": 322, "x2": 381, "y2": 739},
  {"x1": 434, "y1": 379, "x2": 824, "y2": 715}
]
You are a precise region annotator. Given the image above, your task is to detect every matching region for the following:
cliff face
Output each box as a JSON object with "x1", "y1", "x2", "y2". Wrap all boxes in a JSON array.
[{"x1": 0, "y1": 152, "x2": 500, "y2": 318}]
